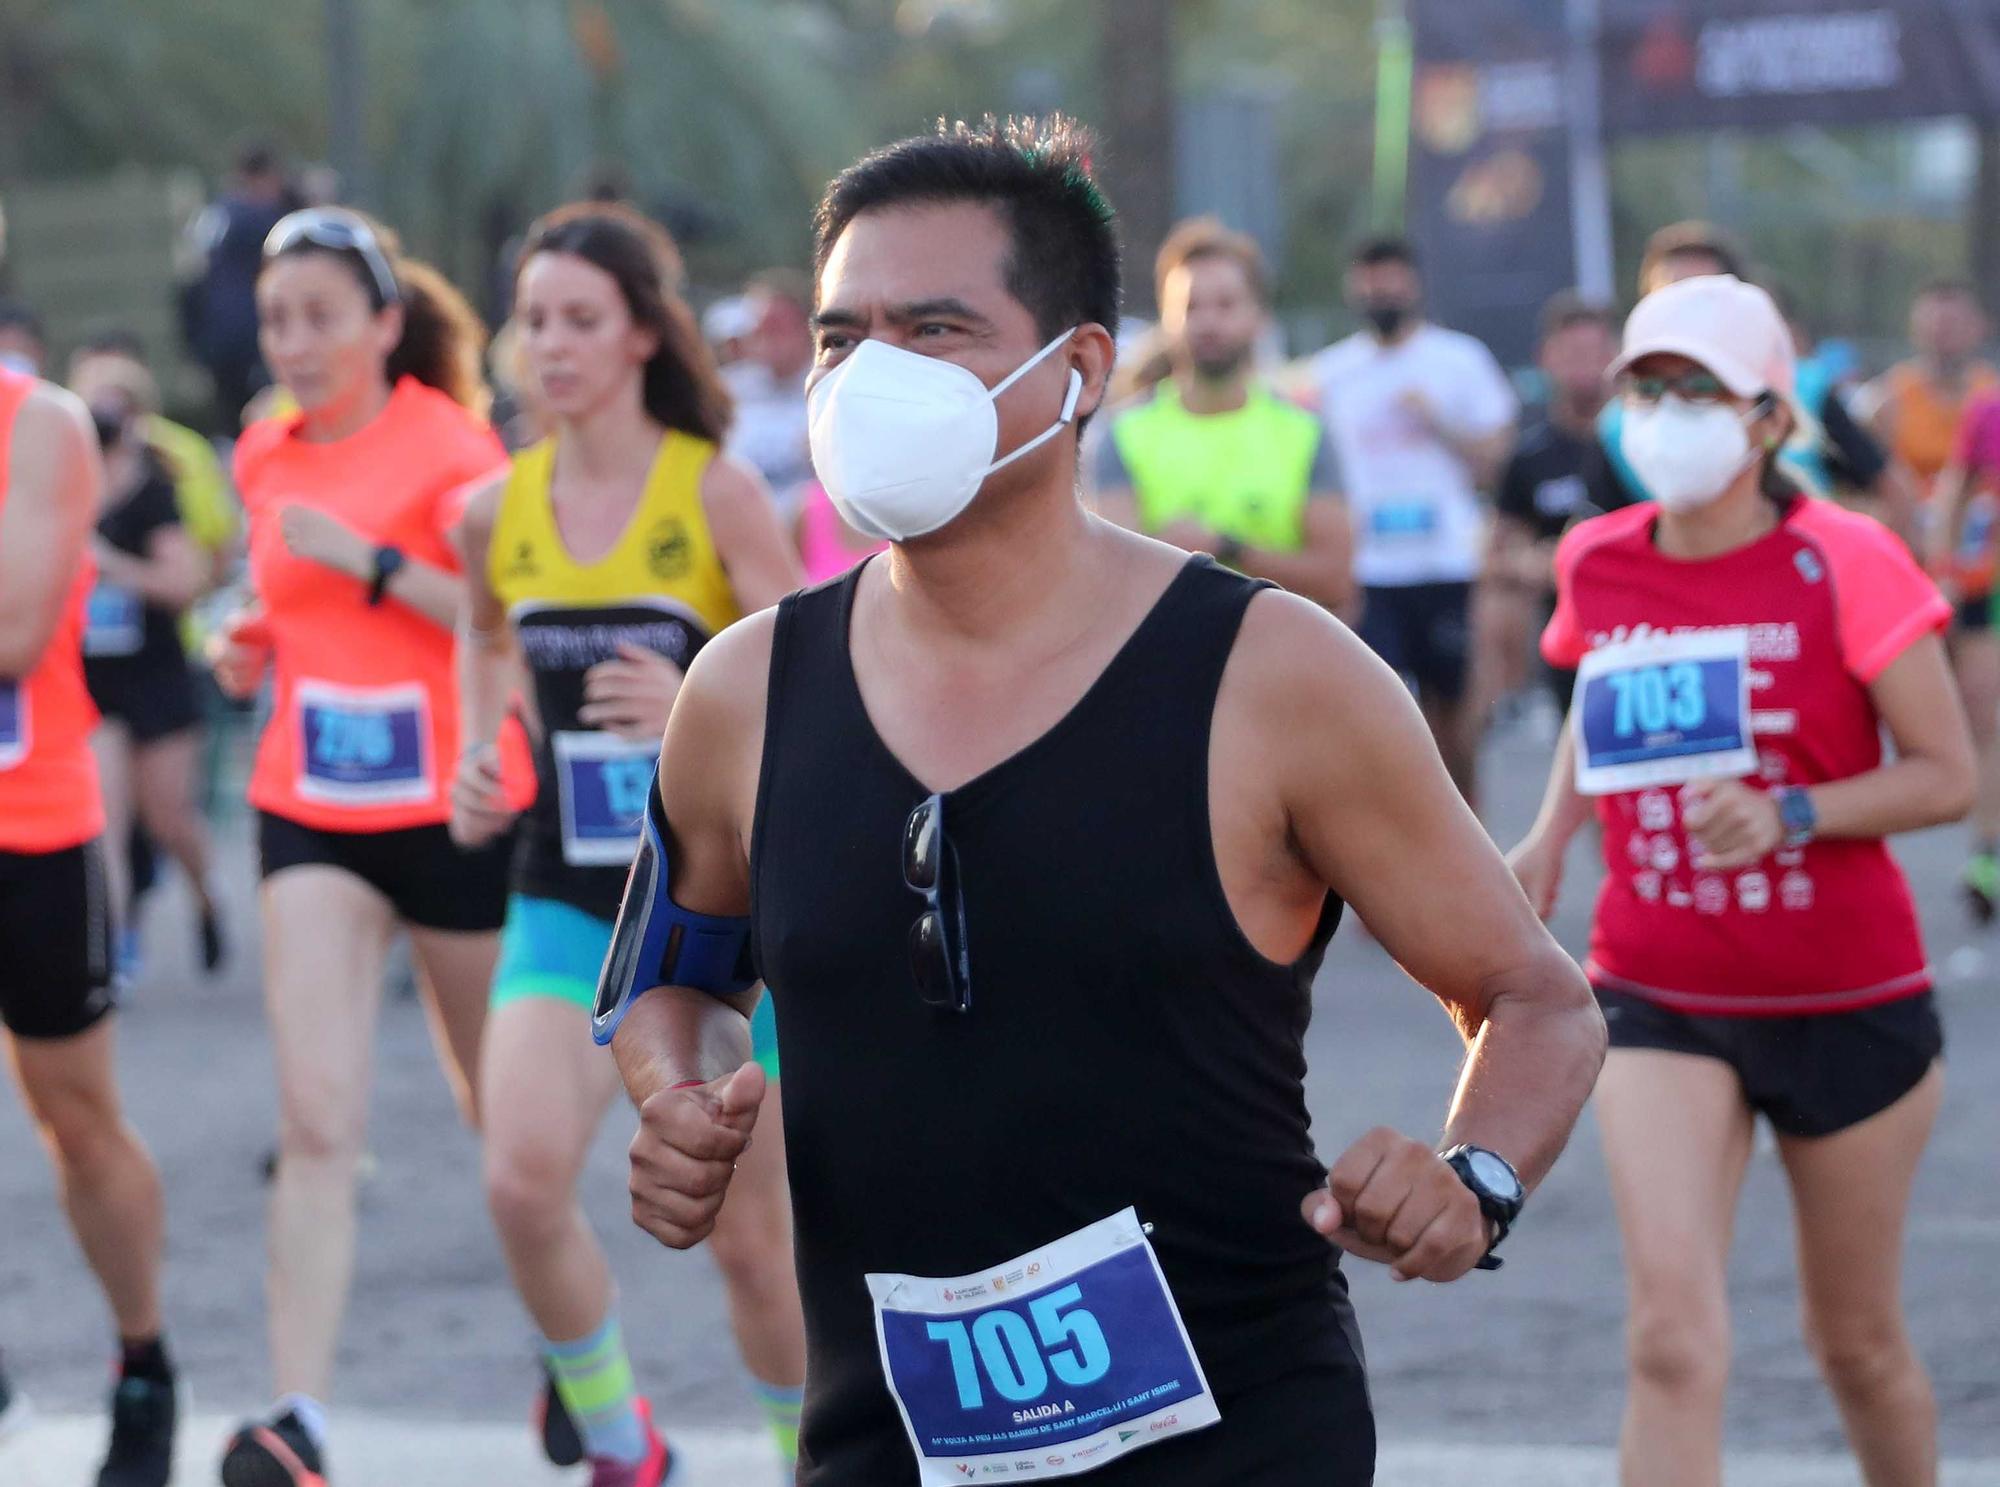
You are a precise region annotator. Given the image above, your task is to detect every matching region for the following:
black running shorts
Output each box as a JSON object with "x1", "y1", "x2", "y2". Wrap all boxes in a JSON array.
[
  {"x1": 1597, "y1": 987, "x2": 1943, "y2": 1138},
  {"x1": 0, "y1": 839, "x2": 116, "y2": 1040},
  {"x1": 85, "y1": 654, "x2": 203, "y2": 746},
  {"x1": 257, "y1": 811, "x2": 511, "y2": 934},
  {"x1": 1358, "y1": 581, "x2": 1472, "y2": 703}
]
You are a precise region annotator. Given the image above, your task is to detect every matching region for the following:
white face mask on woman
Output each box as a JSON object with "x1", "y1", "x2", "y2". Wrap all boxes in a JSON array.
[
  {"x1": 807, "y1": 330, "x2": 1083, "y2": 542},
  {"x1": 1621, "y1": 392, "x2": 1761, "y2": 512}
]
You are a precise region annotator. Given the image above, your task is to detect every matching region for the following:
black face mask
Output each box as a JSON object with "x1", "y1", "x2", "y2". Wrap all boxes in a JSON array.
[
  {"x1": 90, "y1": 406, "x2": 128, "y2": 451},
  {"x1": 1362, "y1": 300, "x2": 1414, "y2": 339}
]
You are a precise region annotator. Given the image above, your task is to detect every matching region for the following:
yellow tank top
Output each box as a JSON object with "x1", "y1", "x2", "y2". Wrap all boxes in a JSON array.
[
  {"x1": 489, "y1": 432, "x2": 742, "y2": 905},
  {"x1": 489, "y1": 432, "x2": 739, "y2": 633}
]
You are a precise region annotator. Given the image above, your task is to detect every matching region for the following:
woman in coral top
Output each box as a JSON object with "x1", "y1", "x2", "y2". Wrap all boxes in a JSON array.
[
  {"x1": 1511, "y1": 277, "x2": 1973, "y2": 1487},
  {"x1": 207, "y1": 208, "x2": 510, "y2": 1484}
]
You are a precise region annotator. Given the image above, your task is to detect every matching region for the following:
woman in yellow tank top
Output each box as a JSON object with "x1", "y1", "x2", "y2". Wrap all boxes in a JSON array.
[{"x1": 452, "y1": 203, "x2": 805, "y2": 1483}]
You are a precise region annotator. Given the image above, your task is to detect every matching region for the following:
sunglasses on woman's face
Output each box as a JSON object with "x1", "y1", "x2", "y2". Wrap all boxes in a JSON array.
[
  {"x1": 1619, "y1": 370, "x2": 1733, "y2": 406},
  {"x1": 903, "y1": 793, "x2": 970, "y2": 1014}
]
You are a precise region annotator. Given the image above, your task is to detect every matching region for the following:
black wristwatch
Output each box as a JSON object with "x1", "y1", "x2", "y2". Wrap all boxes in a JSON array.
[
  {"x1": 367, "y1": 544, "x2": 406, "y2": 606},
  {"x1": 1442, "y1": 1145, "x2": 1525, "y2": 1271}
]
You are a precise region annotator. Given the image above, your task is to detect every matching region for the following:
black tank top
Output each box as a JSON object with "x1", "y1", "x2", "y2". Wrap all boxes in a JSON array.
[{"x1": 752, "y1": 555, "x2": 1359, "y2": 1486}]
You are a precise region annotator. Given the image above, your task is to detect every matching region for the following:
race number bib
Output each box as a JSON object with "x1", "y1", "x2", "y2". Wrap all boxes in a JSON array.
[
  {"x1": 295, "y1": 680, "x2": 433, "y2": 807},
  {"x1": 1574, "y1": 629, "x2": 1756, "y2": 796},
  {"x1": 83, "y1": 583, "x2": 145, "y2": 658},
  {"x1": 1368, "y1": 500, "x2": 1440, "y2": 540},
  {"x1": 552, "y1": 730, "x2": 657, "y2": 866},
  {"x1": 868, "y1": 1209, "x2": 1219, "y2": 1483},
  {"x1": 0, "y1": 680, "x2": 26, "y2": 771}
]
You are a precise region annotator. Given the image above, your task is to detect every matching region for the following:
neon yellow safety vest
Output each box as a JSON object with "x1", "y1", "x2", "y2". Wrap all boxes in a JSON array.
[{"x1": 1111, "y1": 382, "x2": 1323, "y2": 552}]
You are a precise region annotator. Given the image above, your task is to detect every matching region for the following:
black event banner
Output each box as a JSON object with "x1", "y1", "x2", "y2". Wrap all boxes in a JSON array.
[
  {"x1": 1408, "y1": 0, "x2": 1577, "y2": 365},
  {"x1": 1599, "y1": 0, "x2": 2000, "y2": 134}
]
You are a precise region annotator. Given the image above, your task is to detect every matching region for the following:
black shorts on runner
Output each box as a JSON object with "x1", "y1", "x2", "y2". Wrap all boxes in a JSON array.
[
  {"x1": 0, "y1": 839, "x2": 116, "y2": 1041},
  {"x1": 85, "y1": 655, "x2": 202, "y2": 746},
  {"x1": 1359, "y1": 581, "x2": 1471, "y2": 703},
  {"x1": 1597, "y1": 987, "x2": 1943, "y2": 1138},
  {"x1": 257, "y1": 811, "x2": 511, "y2": 934},
  {"x1": 1953, "y1": 593, "x2": 1993, "y2": 633}
]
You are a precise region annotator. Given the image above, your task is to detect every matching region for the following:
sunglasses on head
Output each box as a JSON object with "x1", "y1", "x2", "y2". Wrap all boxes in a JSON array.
[{"x1": 264, "y1": 209, "x2": 400, "y2": 308}]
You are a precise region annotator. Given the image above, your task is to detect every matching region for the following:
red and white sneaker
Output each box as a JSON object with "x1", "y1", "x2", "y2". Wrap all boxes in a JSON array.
[{"x1": 587, "y1": 1398, "x2": 679, "y2": 1487}]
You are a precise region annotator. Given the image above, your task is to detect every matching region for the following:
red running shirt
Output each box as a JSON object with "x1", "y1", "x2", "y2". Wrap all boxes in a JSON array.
[
  {"x1": 0, "y1": 368, "x2": 103, "y2": 852},
  {"x1": 237, "y1": 378, "x2": 507, "y2": 833},
  {"x1": 1544, "y1": 498, "x2": 1949, "y2": 1016}
]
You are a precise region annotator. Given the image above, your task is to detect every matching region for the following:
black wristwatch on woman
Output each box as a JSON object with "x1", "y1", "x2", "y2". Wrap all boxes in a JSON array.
[
  {"x1": 1442, "y1": 1144, "x2": 1526, "y2": 1271},
  {"x1": 367, "y1": 544, "x2": 406, "y2": 606}
]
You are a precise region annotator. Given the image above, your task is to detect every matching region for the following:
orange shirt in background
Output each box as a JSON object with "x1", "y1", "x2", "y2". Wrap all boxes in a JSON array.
[
  {"x1": 0, "y1": 367, "x2": 104, "y2": 852},
  {"x1": 1882, "y1": 360, "x2": 1999, "y2": 493},
  {"x1": 237, "y1": 377, "x2": 508, "y2": 833}
]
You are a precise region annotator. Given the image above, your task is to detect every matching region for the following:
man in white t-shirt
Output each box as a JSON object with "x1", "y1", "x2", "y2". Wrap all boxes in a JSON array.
[
  {"x1": 1313, "y1": 236, "x2": 1516, "y2": 801},
  {"x1": 721, "y1": 269, "x2": 816, "y2": 521}
]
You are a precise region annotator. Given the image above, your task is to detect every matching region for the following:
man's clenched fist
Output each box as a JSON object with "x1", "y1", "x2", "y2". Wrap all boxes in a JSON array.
[
  {"x1": 1301, "y1": 1126, "x2": 1491, "y2": 1284},
  {"x1": 629, "y1": 1062, "x2": 765, "y2": 1249}
]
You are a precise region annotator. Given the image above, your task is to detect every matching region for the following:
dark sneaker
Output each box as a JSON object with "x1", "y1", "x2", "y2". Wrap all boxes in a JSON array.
[
  {"x1": 96, "y1": 1374, "x2": 178, "y2": 1487},
  {"x1": 220, "y1": 1406, "x2": 326, "y2": 1487},
  {"x1": 535, "y1": 1362, "x2": 584, "y2": 1467},
  {"x1": 0, "y1": 1355, "x2": 29, "y2": 1443},
  {"x1": 199, "y1": 905, "x2": 226, "y2": 972}
]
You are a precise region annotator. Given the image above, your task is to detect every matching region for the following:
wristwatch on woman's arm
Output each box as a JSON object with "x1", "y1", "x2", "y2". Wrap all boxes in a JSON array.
[
  {"x1": 367, "y1": 544, "x2": 406, "y2": 606},
  {"x1": 1775, "y1": 785, "x2": 1818, "y2": 849}
]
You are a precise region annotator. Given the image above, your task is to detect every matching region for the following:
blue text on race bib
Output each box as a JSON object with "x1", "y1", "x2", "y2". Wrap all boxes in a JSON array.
[
  {"x1": 83, "y1": 584, "x2": 145, "y2": 658},
  {"x1": 295, "y1": 682, "x2": 432, "y2": 806},
  {"x1": 1573, "y1": 629, "x2": 1757, "y2": 796},
  {"x1": 553, "y1": 731, "x2": 659, "y2": 867}
]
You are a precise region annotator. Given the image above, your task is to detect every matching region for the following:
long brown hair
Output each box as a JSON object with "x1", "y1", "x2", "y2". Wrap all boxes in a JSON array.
[
  {"x1": 261, "y1": 211, "x2": 490, "y2": 414},
  {"x1": 515, "y1": 201, "x2": 732, "y2": 444}
]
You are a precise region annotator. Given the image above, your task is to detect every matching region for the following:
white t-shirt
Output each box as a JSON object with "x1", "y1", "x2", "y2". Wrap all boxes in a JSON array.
[
  {"x1": 1313, "y1": 323, "x2": 1517, "y2": 587},
  {"x1": 722, "y1": 360, "x2": 813, "y2": 520}
]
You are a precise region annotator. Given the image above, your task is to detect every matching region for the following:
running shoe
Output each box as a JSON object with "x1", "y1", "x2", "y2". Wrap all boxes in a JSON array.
[
  {"x1": 534, "y1": 1361, "x2": 584, "y2": 1467},
  {"x1": 0, "y1": 1354, "x2": 29, "y2": 1443},
  {"x1": 220, "y1": 1406, "x2": 325, "y2": 1487},
  {"x1": 199, "y1": 904, "x2": 226, "y2": 972},
  {"x1": 587, "y1": 1398, "x2": 677, "y2": 1487},
  {"x1": 1965, "y1": 851, "x2": 1999, "y2": 924},
  {"x1": 96, "y1": 1373, "x2": 177, "y2": 1487}
]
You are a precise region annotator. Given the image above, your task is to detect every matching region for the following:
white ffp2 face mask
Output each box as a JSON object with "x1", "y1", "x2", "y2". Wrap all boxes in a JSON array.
[
  {"x1": 1621, "y1": 392, "x2": 1758, "y2": 512},
  {"x1": 806, "y1": 329, "x2": 1084, "y2": 542}
]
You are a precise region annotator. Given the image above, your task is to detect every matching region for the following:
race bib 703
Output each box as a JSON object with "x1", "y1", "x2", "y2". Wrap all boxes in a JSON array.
[{"x1": 1573, "y1": 628, "x2": 1756, "y2": 796}]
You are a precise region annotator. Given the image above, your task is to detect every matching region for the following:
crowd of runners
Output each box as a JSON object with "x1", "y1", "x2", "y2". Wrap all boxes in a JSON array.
[{"x1": 0, "y1": 114, "x2": 1982, "y2": 1487}]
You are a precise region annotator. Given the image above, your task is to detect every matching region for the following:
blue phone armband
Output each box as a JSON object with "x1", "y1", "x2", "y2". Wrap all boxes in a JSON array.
[{"x1": 591, "y1": 771, "x2": 756, "y2": 1047}]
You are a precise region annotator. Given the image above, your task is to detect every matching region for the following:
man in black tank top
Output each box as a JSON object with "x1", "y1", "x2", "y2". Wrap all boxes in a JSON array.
[{"x1": 605, "y1": 119, "x2": 1606, "y2": 1487}]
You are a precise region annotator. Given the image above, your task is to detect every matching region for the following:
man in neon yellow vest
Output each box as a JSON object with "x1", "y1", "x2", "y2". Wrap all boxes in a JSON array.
[{"x1": 1092, "y1": 218, "x2": 1352, "y2": 612}]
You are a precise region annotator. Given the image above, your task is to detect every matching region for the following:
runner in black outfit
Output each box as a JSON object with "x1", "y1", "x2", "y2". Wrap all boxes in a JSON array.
[{"x1": 603, "y1": 117, "x2": 1605, "y2": 1487}]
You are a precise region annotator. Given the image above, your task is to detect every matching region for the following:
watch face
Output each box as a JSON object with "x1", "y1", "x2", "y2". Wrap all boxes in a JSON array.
[{"x1": 1468, "y1": 1149, "x2": 1522, "y2": 1201}]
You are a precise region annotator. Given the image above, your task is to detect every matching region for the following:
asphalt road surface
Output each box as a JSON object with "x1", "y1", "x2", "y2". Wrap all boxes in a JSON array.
[{"x1": 4, "y1": 715, "x2": 1996, "y2": 1484}]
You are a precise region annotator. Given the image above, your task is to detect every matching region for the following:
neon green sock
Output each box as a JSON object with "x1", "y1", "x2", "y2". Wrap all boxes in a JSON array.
[
  {"x1": 752, "y1": 1378, "x2": 803, "y2": 1464},
  {"x1": 545, "y1": 1315, "x2": 645, "y2": 1464}
]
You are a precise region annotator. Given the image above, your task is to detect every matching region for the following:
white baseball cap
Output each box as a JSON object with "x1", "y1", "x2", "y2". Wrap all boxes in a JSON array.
[{"x1": 1608, "y1": 274, "x2": 1800, "y2": 420}]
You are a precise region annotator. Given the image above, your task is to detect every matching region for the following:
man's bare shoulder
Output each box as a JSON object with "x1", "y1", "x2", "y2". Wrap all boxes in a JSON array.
[
  {"x1": 677, "y1": 607, "x2": 781, "y2": 737},
  {"x1": 1229, "y1": 589, "x2": 1395, "y2": 719},
  {"x1": 13, "y1": 381, "x2": 94, "y2": 459}
]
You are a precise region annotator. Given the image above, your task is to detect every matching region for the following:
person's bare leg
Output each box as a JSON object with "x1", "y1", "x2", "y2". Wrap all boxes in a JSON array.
[
  {"x1": 88, "y1": 721, "x2": 136, "y2": 928},
  {"x1": 1595, "y1": 1048, "x2": 1757, "y2": 1487},
  {"x1": 9, "y1": 1019, "x2": 165, "y2": 1340},
  {"x1": 131, "y1": 728, "x2": 217, "y2": 917},
  {"x1": 480, "y1": 996, "x2": 621, "y2": 1341},
  {"x1": 1951, "y1": 632, "x2": 2000, "y2": 853},
  {"x1": 707, "y1": 1077, "x2": 807, "y2": 1388},
  {"x1": 261, "y1": 867, "x2": 394, "y2": 1400},
  {"x1": 1779, "y1": 1064, "x2": 1944, "y2": 1487},
  {"x1": 406, "y1": 924, "x2": 498, "y2": 1131},
  {"x1": 1467, "y1": 579, "x2": 1536, "y2": 729}
]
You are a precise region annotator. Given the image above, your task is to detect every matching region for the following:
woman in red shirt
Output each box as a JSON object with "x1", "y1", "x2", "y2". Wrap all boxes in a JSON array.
[
  {"x1": 1511, "y1": 276, "x2": 1973, "y2": 1487},
  {"x1": 208, "y1": 208, "x2": 511, "y2": 1484}
]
